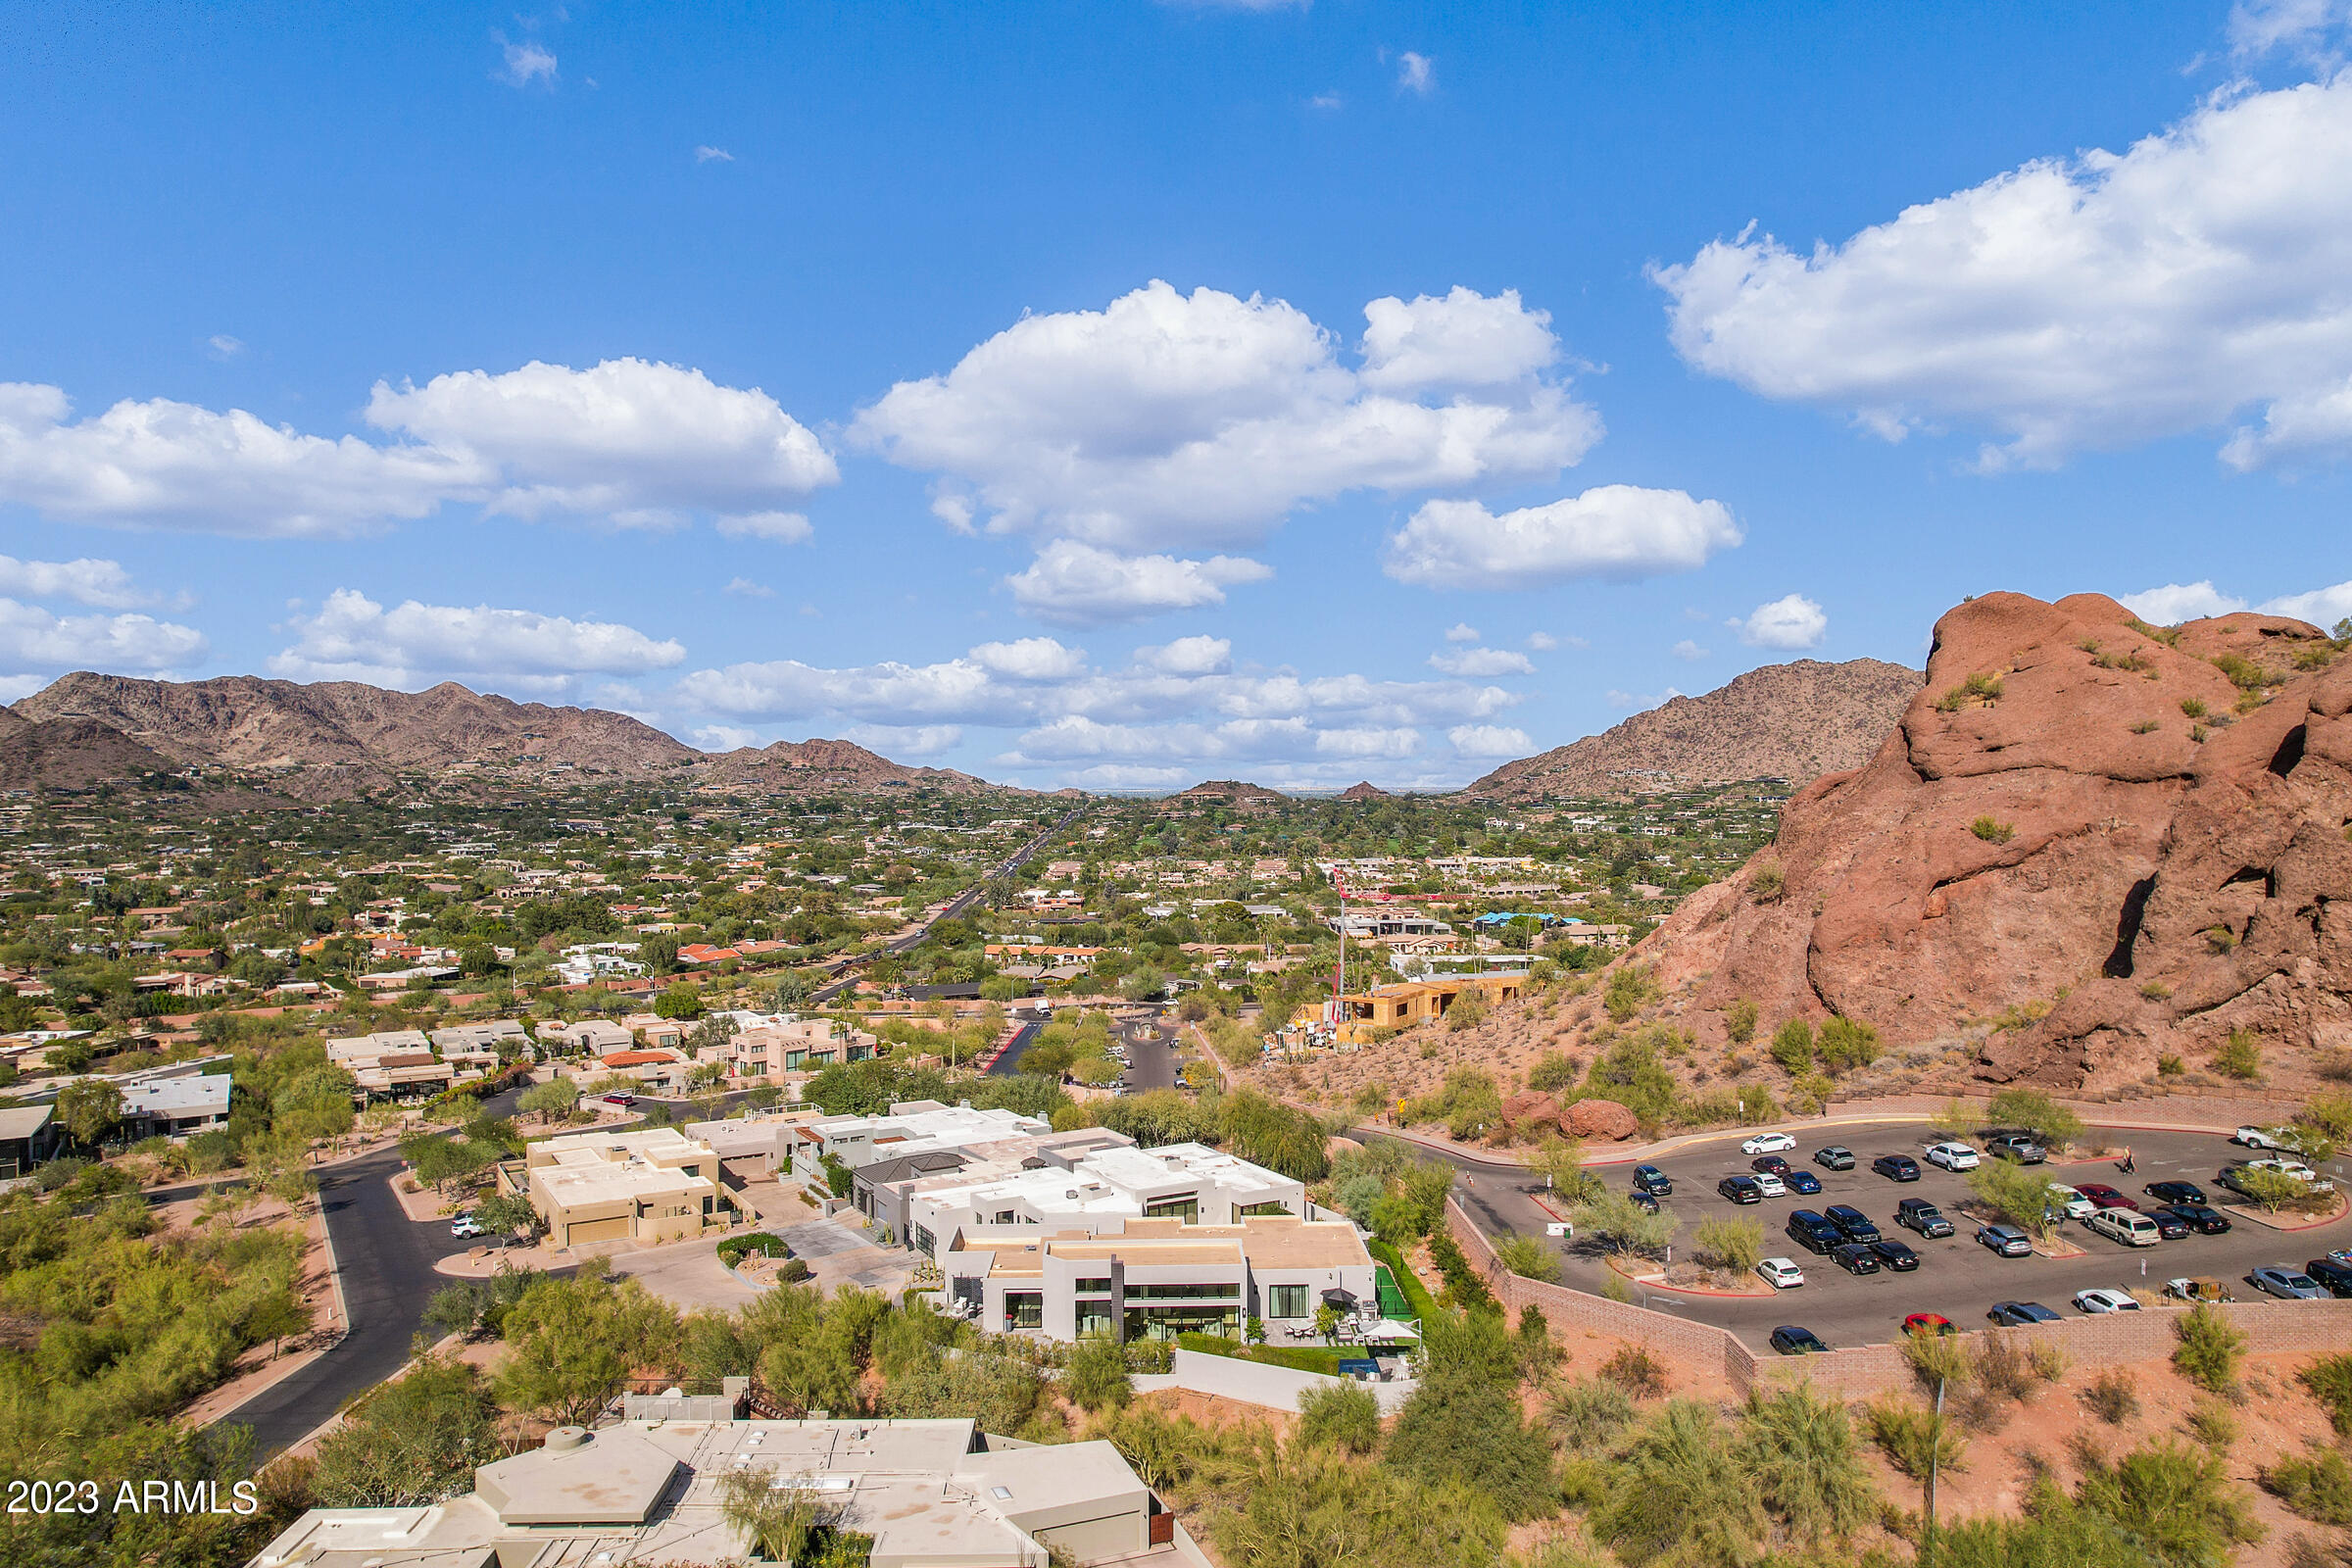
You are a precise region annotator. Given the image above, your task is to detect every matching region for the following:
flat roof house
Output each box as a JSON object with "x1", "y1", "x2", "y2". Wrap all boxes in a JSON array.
[
  {"x1": 514, "y1": 1126, "x2": 725, "y2": 1250},
  {"x1": 243, "y1": 1415, "x2": 1198, "y2": 1568},
  {"x1": 787, "y1": 1101, "x2": 1054, "y2": 1181},
  {"x1": 117, "y1": 1073, "x2": 231, "y2": 1140}
]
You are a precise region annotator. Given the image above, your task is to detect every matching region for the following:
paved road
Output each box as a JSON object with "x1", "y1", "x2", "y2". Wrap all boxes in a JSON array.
[
  {"x1": 985, "y1": 1021, "x2": 1041, "y2": 1077},
  {"x1": 1121, "y1": 1016, "x2": 1178, "y2": 1092},
  {"x1": 215, "y1": 1149, "x2": 518, "y2": 1455},
  {"x1": 1378, "y1": 1117, "x2": 2352, "y2": 1351}
]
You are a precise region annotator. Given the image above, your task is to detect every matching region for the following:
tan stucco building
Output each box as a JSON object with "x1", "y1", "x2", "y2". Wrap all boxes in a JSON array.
[{"x1": 512, "y1": 1126, "x2": 725, "y2": 1249}]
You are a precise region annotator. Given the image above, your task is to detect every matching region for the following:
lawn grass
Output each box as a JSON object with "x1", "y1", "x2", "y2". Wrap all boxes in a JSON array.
[{"x1": 1367, "y1": 1239, "x2": 1446, "y2": 1324}]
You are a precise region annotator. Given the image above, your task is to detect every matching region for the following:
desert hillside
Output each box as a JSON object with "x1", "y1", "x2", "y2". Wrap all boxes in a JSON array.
[{"x1": 1464, "y1": 657, "x2": 1922, "y2": 799}]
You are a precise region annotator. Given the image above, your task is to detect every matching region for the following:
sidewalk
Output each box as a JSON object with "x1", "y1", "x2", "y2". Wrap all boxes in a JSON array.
[{"x1": 174, "y1": 1193, "x2": 349, "y2": 1428}]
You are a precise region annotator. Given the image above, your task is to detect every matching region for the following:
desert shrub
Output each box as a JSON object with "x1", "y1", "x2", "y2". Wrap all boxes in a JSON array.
[
  {"x1": 1734, "y1": 1383, "x2": 1880, "y2": 1547},
  {"x1": 2180, "y1": 695, "x2": 2208, "y2": 718},
  {"x1": 1494, "y1": 1233, "x2": 1562, "y2": 1284},
  {"x1": 1973, "y1": 1332, "x2": 2046, "y2": 1403},
  {"x1": 1815, "y1": 1015, "x2": 1881, "y2": 1073},
  {"x1": 2140, "y1": 981, "x2": 2173, "y2": 1001},
  {"x1": 2081, "y1": 1370, "x2": 2138, "y2": 1425},
  {"x1": 1589, "y1": 1399, "x2": 1764, "y2": 1567},
  {"x1": 2185, "y1": 1397, "x2": 2238, "y2": 1451},
  {"x1": 1544, "y1": 1376, "x2": 1636, "y2": 1450},
  {"x1": 2158, "y1": 1053, "x2": 2185, "y2": 1076},
  {"x1": 2173, "y1": 1303, "x2": 2247, "y2": 1393},
  {"x1": 1597, "y1": 1345, "x2": 1666, "y2": 1398},
  {"x1": 2298, "y1": 1351, "x2": 2352, "y2": 1436},
  {"x1": 1748, "y1": 862, "x2": 1785, "y2": 903},
  {"x1": 2131, "y1": 718, "x2": 2161, "y2": 734},
  {"x1": 1445, "y1": 994, "x2": 1489, "y2": 1033},
  {"x1": 1064, "y1": 1333, "x2": 1132, "y2": 1412},
  {"x1": 1937, "y1": 671, "x2": 2006, "y2": 710},
  {"x1": 2210, "y1": 652, "x2": 2274, "y2": 690},
  {"x1": 1295, "y1": 1380, "x2": 1382, "y2": 1454},
  {"x1": 1903, "y1": 1329, "x2": 1970, "y2": 1394},
  {"x1": 1526, "y1": 1051, "x2": 1579, "y2": 1093},
  {"x1": 1602, "y1": 964, "x2": 1662, "y2": 1023},
  {"x1": 1724, "y1": 999, "x2": 1758, "y2": 1045},
  {"x1": 2264, "y1": 1446, "x2": 2352, "y2": 1527},
  {"x1": 1970, "y1": 815, "x2": 2016, "y2": 844},
  {"x1": 1769, "y1": 1018, "x2": 1815, "y2": 1075},
  {"x1": 1865, "y1": 1396, "x2": 1967, "y2": 1479},
  {"x1": 2073, "y1": 1439, "x2": 2266, "y2": 1564},
  {"x1": 2216, "y1": 1028, "x2": 2261, "y2": 1079},
  {"x1": 1691, "y1": 1217, "x2": 1765, "y2": 1273}
]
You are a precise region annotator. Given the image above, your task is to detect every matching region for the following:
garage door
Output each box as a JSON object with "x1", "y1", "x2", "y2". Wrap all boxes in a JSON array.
[{"x1": 564, "y1": 1216, "x2": 630, "y2": 1246}]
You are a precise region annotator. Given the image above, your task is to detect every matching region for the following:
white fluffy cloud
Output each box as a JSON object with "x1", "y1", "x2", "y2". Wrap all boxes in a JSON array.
[
  {"x1": 2230, "y1": 0, "x2": 2352, "y2": 59},
  {"x1": 1444, "y1": 622, "x2": 1481, "y2": 643},
  {"x1": 0, "y1": 554, "x2": 162, "y2": 610},
  {"x1": 1134, "y1": 635, "x2": 1233, "y2": 675},
  {"x1": 842, "y1": 723, "x2": 962, "y2": 757},
  {"x1": 1427, "y1": 647, "x2": 1535, "y2": 676},
  {"x1": 1608, "y1": 687, "x2": 1685, "y2": 711},
  {"x1": 496, "y1": 38, "x2": 557, "y2": 87},
  {"x1": 1004, "y1": 541, "x2": 1272, "y2": 625},
  {"x1": 854, "y1": 279, "x2": 1597, "y2": 620},
  {"x1": 0, "y1": 360, "x2": 836, "y2": 538},
  {"x1": 1396, "y1": 52, "x2": 1434, "y2": 94},
  {"x1": 1731, "y1": 594, "x2": 1829, "y2": 650},
  {"x1": 1383, "y1": 486, "x2": 1742, "y2": 590},
  {"x1": 1672, "y1": 639, "x2": 1709, "y2": 661},
  {"x1": 1525, "y1": 631, "x2": 1560, "y2": 651},
  {"x1": 2123, "y1": 575, "x2": 2352, "y2": 627},
  {"x1": 1446, "y1": 724, "x2": 1531, "y2": 758},
  {"x1": 270, "y1": 589, "x2": 685, "y2": 691},
  {"x1": 2266, "y1": 578, "x2": 2352, "y2": 626},
  {"x1": 0, "y1": 601, "x2": 206, "y2": 672},
  {"x1": 969, "y1": 637, "x2": 1089, "y2": 681},
  {"x1": 1657, "y1": 77, "x2": 2352, "y2": 470},
  {"x1": 723, "y1": 576, "x2": 774, "y2": 599}
]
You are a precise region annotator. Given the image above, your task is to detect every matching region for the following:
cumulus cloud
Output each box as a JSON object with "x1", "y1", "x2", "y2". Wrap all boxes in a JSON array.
[
  {"x1": 853, "y1": 280, "x2": 1595, "y2": 560},
  {"x1": 1608, "y1": 687, "x2": 1685, "y2": 711},
  {"x1": 1731, "y1": 594, "x2": 1829, "y2": 650},
  {"x1": 2230, "y1": 0, "x2": 2352, "y2": 59},
  {"x1": 1359, "y1": 287, "x2": 1555, "y2": 391},
  {"x1": 1427, "y1": 647, "x2": 1535, "y2": 676},
  {"x1": 694, "y1": 145, "x2": 734, "y2": 163},
  {"x1": 1525, "y1": 631, "x2": 1559, "y2": 651},
  {"x1": 1396, "y1": 51, "x2": 1434, "y2": 94},
  {"x1": 0, "y1": 601, "x2": 206, "y2": 672},
  {"x1": 1672, "y1": 639, "x2": 1709, "y2": 661},
  {"x1": 496, "y1": 38, "x2": 558, "y2": 87},
  {"x1": 0, "y1": 360, "x2": 837, "y2": 538},
  {"x1": 1654, "y1": 77, "x2": 2352, "y2": 470},
  {"x1": 723, "y1": 577, "x2": 774, "y2": 599},
  {"x1": 2118, "y1": 581, "x2": 2249, "y2": 622},
  {"x1": 693, "y1": 724, "x2": 763, "y2": 753},
  {"x1": 1446, "y1": 723, "x2": 1531, "y2": 758},
  {"x1": 1134, "y1": 635, "x2": 1232, "y2": 675},
  {"x1": 1383, "y1": 485, "x2": 1741, "y2": 590},
  {"x1": 1444, "y1": 622, "x2": 1481, "y2": 643},
  {"x1": 2265, "y1": 577, "x2": 2352, "y2": 625},
  {"x1": 206, "y1": 334, "x2": 244, "y2": 361},
  {"x1": 842, "y1": 723, "x2": 962, "y2": 758},
  {"x1": 1004, "y1": 541, "x2": 1272, "y2": 625},
  {"x1": 714, "y1": 512, "x2": 813, "y2": 543},
  {"x1": 270, "y1": 589, "x2": 684, "y2": 691},
  {"x1": 0, "y1": 555, "x2": 164, "y2": 610},
  {"x1": 969, "y1": 637, "x2": 1089, "y2": 681}
]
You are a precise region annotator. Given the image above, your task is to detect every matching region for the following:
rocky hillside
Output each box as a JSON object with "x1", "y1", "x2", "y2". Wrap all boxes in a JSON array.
[
  {"x1": 1164, "y1": 779, "x2": 1289, "y2": 808},
  {"x1": 1464, "y1": 658, "x2": 1922, "y2": 799},
  {"x1": 1338, "y1": 781, "x2": 1393, "y2": 801},
  {"x1": 1631, "y1": 592, "x2": 2352, "y2": 1092},
  {"x1": 698, "y1": 736, "x2": 1002, "y2": 794}
]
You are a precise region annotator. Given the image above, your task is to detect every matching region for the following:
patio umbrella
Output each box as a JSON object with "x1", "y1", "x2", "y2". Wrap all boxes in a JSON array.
[
  {"x1": 1362, "y1": 1319, "x2": 1419, "y2": 1342},
  {"x1": 1320, "y1": 1288, "x2": 1359, "y2": 1308}
]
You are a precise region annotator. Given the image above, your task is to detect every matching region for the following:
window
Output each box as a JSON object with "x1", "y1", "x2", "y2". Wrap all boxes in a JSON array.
[
  {"x1": 1127, "y1": 1283, "x2": 1239, "y2": 1300},
  {"x1": 1075, "y1": 1276, "x2": 1113, "y2": 1294},
  {"x1": 1238, "y1": 1200, "x2": 1294, "y2": 1217},
  {"x1": 1005, "y1": 1292, "x2": 1044, "y2": 1330},
  {"x1": 994, "y1": 1209, "x2": 1017, "y2": 1225},
  {"x1": 1267, "y1": 1284, "x2": 1308, "y2": 1319},
  {"x1": 1144, "y1": 1195, "x2": 1200, "y2": 1223}
]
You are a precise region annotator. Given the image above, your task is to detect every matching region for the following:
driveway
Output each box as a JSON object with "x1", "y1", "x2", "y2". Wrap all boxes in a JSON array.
[
  {"x1": 1121, "y1": 1018, "x2": 1178, "y2": 1092},
  {"x1": 609, "y1": 1235, "x2": 759, "y2": 1310}
]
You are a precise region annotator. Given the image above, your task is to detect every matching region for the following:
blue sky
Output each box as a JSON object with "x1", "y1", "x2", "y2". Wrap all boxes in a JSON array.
[{"x1": 3, "y1": 1, "x2": 2349, "y2": 789}]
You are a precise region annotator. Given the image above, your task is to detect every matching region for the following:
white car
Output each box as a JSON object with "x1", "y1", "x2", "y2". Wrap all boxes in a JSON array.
[
  {"x1": 1741, "y1": 1132, "x2": 1798, "y2": 1155},
  {"x1": 1750, "y1": 1171, "x2": 1787, "y2": 1198},
  {"x1": 2073, "y1": 1288, "x2": 2143, "y2": 1314},
  {"x1": 2234, "y1": 1125, "x2": 2304, "y2": 1152},
  {"x1": 2085, "y1": 1208, "x2": 2162, "y2": 1248},
  {"x1": 1925, "y1": 1142, "x2": 1982, "y2": 1171},
  {"x1": 2244, "y1": 1156, "x2": 2329, "y2": 1186},
  {"x1": 2046, "y1": 1185, "x2": 2097, "y2": 1220},
  {"x1": 1757, "y1": 1257, "x2": 1806, "y2": 1289}
]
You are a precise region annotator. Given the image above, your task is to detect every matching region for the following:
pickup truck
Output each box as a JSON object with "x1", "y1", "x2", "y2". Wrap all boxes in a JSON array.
[{"x1": 2164, "y1": 1277, "x2": 2235, "y2": 1303}]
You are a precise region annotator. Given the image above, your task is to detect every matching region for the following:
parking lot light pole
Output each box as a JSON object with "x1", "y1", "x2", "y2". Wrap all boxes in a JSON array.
[{"x1": 1926, "y1": 1372, "x2": 1945, "y2": 1562}]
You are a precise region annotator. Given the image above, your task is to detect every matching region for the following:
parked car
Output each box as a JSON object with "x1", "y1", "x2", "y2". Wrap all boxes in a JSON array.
[
  {"x1": 2085, "y1": 1208, "x2": 2162, "y2": 1248},
  {"x1": 1925, "y1": 1142, "x2": 1982, "y2": 1171},
  {"x1": 1870, "y1": 1239, "x2": 1921, "y2": 1271},
  {"x1": 1750, "y1": 1171, "x2": 1788, "y2": 1199},
  {"x1": 1894, "y1": 1198, "x2": 1955, "y2": 1238},
  {"x1": 603, "y1": 1092, "x2": 637, "y2": 1107},
  {"x1": 1834, "y1": 1243, "x2": 1883, "y2": 1276},
  {"x1": 2073, "y1": 1288, "x2": 2142, "y2": 1314},
  {"x1": 1824, "y1": 1204, "x2": 1881, "y2": 1243},
  {"x1": 450, "y1": 1214, "x2": 485, "y2": 1239},
  {"x1": 1786, "y1": 1210, "x2": 1843, "y2": 1253},
  {"x1": 2168, "y1": 1202, "x2": 2232, "y2": 1235},
  {"x1": 1902, "y1": 1312, "x2": 1956, "y2": 1338},
  {"x1": 2144, "y1": 1181, "x2": 2207, "y2": 1206},
  {"x1": 1987, "y1": 1301, "x2": 2061, "y2": 1326},
  {"x1": 1750, "y1": 1154, "x2": 1792, "y2": 1175},
  {"x1": 1985, "y1": 1133, "x2": 2047, "y2": 1163},
  {"x1": 2074, "y1": 1183, "x2": 2138, "y2": 1211},
  {"x1": 1742, "y1": 1132, "x2": 1798, "y2": 1155},
  {"x1": 1784, "y1": 1169, "x2": 1823, "y2": 1196},
  {"x1": 1976, "y1": 1224, "x2": 2034, "y2": 1257},
  {"x1": 1871, "y1": 1153, "x2": 1922, "y2": 1182},
  {"x1": 2140, "y1": 1206, "x2": 2192, "y2": 1240},
  {"x1": 1814, "y1": 1146, "x2": 1857, "y2": 1171},
  {"x1": 2248, "y1": 1265, "x2": 2329, "y2": 1300},
  {"x1": 2235, "y1": 1124, "x2": 2309, "y2": 1152},
  {"x1": 1632, "y1": 1164, "x2": 1674, "y2": 1196},
  {"x1": 2305, "y1": 1257, "x2": 2352, "y2": 1298},
  {"x1": 2239, "y1": 1156, "x2": 2333, "y2": 1189},
  {"x1": 2164, "y1": 1276, "x2": 2235, "y2": 1303},
  {"x1": 1756, "y1": 1257, "x2": 1806, "y2": 1290},
  {"x1": 1769, "y1": 1325, "x2": 1831, "y2": 1355},
  {"x1": 1629, "y1": 1189, "x2": 1661, "y2": 1213},
  {"x1": 2045, "y1": 1185, "x2": 2097, "y2": 1221},
  {"x1": 1718, "y1": 1175, "x2": 1764, "y2": 1204}
]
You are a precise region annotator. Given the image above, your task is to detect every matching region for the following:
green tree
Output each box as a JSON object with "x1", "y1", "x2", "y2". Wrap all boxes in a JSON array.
[
  {"x1": 312, "y1": 1352, "x2": 507, "y2": 1506},
  {"x1": 1769, "y1": 1019, "x2": 1815, "y2": 1075},
  {"x1": 472, "y1": 1191, "x2": 545, "y2": 1241},
  {"x1": 494, "y1": 1272, "x2": 681, "y2": 1427},
  {"x1": 654, "y1": 983, "x2": 707, "y2": 1020},
  {"x1": 2172, "y1": 1303, "x2": 2247, "y2": 1394},
  {"x1": 1591, "y1": 1398, "x2": 1765, "y2": 1566},
  {"x1": 1967, "y1": 1158, "x2": 2065, "y2": 1241},
  {"x1": 1735, "y1": 1383, "x2": 1878, "y2": 1546},
  {"x1": 1985, "y1": 1088, "x2": 2085, "y2": 1151},
  {"x1": 56, "y1": 1078, "x2": 123, "y2": 1147},
  {"x1": 1064, "y1": 1334, "x2": 1133, "y2": 1413},
  {"x1": 1296, "y1": 1380, "x2": 1382, "y2": 1454},
  {"x1": 1528, "y1": 1134, "x2": 1593, "y2": 1201},
  {"x1": 1385, "y1": 1313, "x2": 1558, "y2": 1519},
  {"x1": 516, "y1": 1077, "x2": 579, "y2": 1124},
  {"x1": 1573, "y1": 1189, "x2": 1675, "y2": 1256}
]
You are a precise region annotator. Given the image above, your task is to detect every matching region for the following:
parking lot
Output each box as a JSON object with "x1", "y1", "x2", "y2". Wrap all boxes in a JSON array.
[{"x1": 1548, "y1": 1119, "x2": 2352, "y2": 1352}]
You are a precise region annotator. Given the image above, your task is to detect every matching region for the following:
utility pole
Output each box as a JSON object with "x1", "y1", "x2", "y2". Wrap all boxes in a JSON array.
[{"x1": 1925, "y1": 1372, "x2": 1945, "y2": 1563}]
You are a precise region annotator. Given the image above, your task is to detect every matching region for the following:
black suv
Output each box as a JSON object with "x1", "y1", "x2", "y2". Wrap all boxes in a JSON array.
[
  {"x1": 2141, "y1": 1206, "x2": 2191, "y2": 1241},
  {"x1": 1833, "y1": 1243, "x2": 1882, "y2": 1276},
  {"x1": 1813, "y1": 1146, "x2": 1857, "y2": 1170},
  {"x1": 1870, "y1": 1239, "x2": 1921, "y2": 1271},
  {"x1": 2144, "y1": 1180, "x2": 2206, "y2": 1206},
  {"x1": 1786, "y1": 1209, "x2": 1843, "y2": 1253},
  {"x1": 1824, "y1": 1204, "x2": 1881, "y2": 1243},
  {"x1": 1871, "y1": 1153, "x2": 1922, "y2": 1182},
  {"x1": 2168, "y1": 1202, "x2": 2232, "y2": 1235},
  {"x1": 1718, "y1": 1175, "x2": 1763, "y2": 1204},
  {"x1": 2307, "y1": 1257, "x2": 2352, "y2": 1298},
  {"x1": 1632, "y1": 1164, "x2": 1674, "y2": 1197},
  {"x1": 1894, "y1": 1198, "x2": 1955, "y2": 1238}
]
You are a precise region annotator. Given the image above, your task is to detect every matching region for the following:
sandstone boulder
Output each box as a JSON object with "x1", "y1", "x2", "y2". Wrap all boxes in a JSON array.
[
  {"x1": 1498, "y1": 1091, "x2": 1558, "y2": 1138},
  {"x1": 1563, "y1": 1098, "x2": 1640, "y2": 1141}
]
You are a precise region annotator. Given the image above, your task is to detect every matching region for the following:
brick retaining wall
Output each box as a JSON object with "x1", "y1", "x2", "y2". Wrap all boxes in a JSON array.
[{"x1": 1446, "y1": 1198, "x2": 2352, "y2": 1401}]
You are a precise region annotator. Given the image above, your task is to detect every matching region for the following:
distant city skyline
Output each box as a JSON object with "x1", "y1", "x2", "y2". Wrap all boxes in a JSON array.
[{"x1": 2, "y1": 2, "x2": 2346, "y2": 788}]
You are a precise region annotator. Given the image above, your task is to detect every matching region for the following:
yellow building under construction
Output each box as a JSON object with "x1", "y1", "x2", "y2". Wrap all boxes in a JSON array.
[{"x1": 1284, "y1": 971, "x2": 1527, "y2": 1048}]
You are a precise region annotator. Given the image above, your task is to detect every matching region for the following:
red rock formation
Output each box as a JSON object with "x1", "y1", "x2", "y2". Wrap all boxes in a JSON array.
[
  {"x1": 1498, "y1": 1091, "x2": 1559, "y2": 1138},
  {"x1": 1634, "y1": 592, "x2": 2352, "y2": 1092},
  {"x1": 1563, "y1": 1098, "x2": 1641, "y2": 1141}
]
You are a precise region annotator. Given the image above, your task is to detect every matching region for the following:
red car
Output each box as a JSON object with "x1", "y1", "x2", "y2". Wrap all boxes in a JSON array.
[
  {"x1": 2074, "y1": 1183, "x2": 2138, "y2": 1211},
  {"x1": 1751, "y1": 1154, "x2": 1793, "y2": 1175},
  {"x1": 1903, "y1": 1312, "x2": 1956, "y2": 1338}
]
